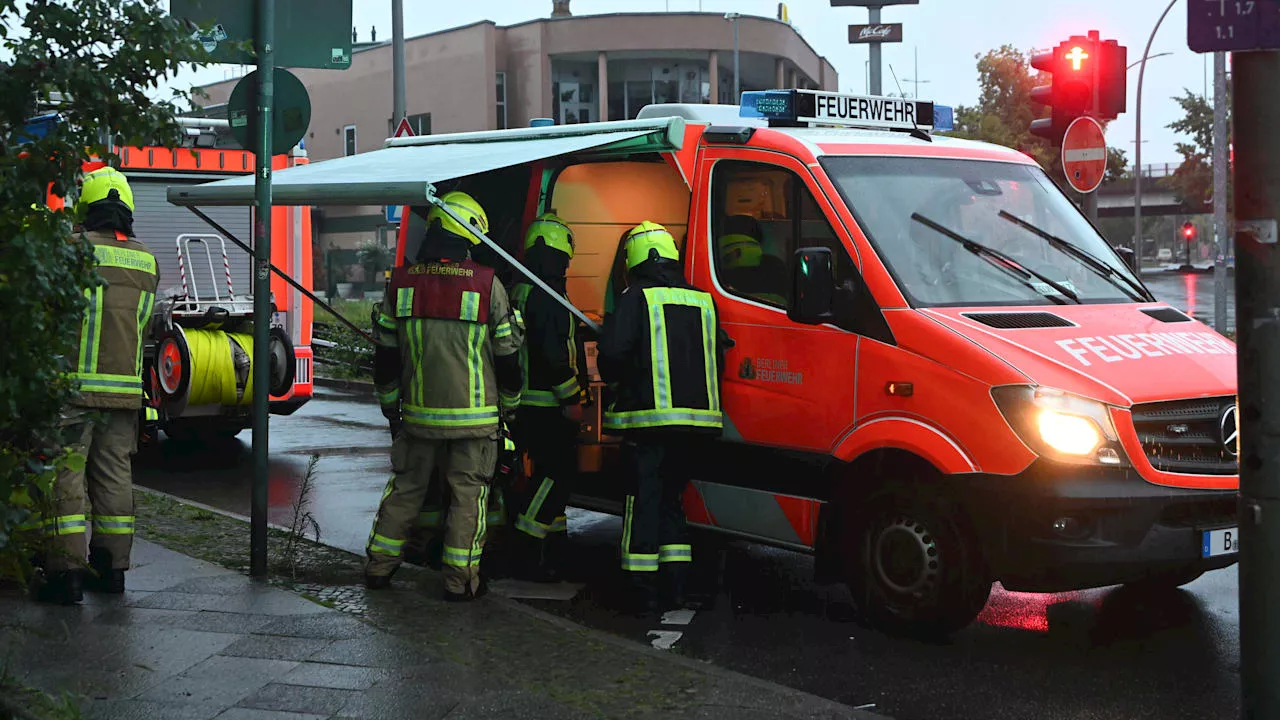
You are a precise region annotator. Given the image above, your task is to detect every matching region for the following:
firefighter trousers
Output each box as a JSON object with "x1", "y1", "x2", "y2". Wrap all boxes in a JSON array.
[
  {"x1": 619, "y1": 437, "x2": 699, "y2": 579},
  {"x1": 513, "y1": 408, "x2": 577, "y2": 542},
  {"x1": 367, "y1": 434, "x2": 495, "y2": 595},
  {"x1": 47, "y1": 408, "x2": 138, "y2": 572}
]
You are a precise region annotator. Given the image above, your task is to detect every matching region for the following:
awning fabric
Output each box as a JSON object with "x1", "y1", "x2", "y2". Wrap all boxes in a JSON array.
[{"x1": 167, "y1": 117, "x2": 685, "y2": 207}]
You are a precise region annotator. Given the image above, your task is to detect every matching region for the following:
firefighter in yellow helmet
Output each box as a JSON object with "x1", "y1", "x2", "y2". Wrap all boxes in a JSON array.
[
  {"x1": 365, "y1": 190, "x2": 525, "y2": 601},
  {"x1": 507, "y1": 213, "x2": 584, "y2": 581},
  {"x1": 598, "y1": 221, "x2": 729, "y2": 613},
  {"x1": 716, "y1": 214, "x2": 788, "y2": 306},
  {"x1": 38, "y1": 166, "x2": 158, "y2": 604}
]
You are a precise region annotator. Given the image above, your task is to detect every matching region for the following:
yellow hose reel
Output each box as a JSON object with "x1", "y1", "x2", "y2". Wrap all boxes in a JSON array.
[{"x1": 155, "y1": 325, "x2": 295, "y2": 416}]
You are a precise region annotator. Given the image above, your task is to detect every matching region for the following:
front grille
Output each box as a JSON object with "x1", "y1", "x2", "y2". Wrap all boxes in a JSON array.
[
  {"x1": 960, "y1": 311, "x2": 1074, "y2": 329},
  {"x1": 1131, "y1": 396, "x2": 1238, "y2": 475}
]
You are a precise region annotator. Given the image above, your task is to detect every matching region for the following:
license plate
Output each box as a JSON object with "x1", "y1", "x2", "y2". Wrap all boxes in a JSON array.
[{"x1": 1202, "y1": 527, "x2": 1240, "y2": 558}]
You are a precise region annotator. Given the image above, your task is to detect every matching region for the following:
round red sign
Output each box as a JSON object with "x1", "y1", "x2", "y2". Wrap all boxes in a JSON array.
[{"x1": 1061, "y1": 116, "x2": 1107, "y2": 194}]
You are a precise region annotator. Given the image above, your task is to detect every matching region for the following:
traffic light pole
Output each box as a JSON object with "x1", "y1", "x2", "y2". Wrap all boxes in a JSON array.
[
  {"x1": 250, "y1": 0, "x2": 275, "y2": 578},
  {"x1": 1212, "y1": 51, "x2": 1229, "y2": 334},
  {"x1": 1235, "y1": 49, "x2": 1280, "y2": 720}
]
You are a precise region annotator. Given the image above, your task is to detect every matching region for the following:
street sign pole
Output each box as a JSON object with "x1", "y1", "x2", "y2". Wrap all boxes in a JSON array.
[
  {"x1": 868, "y1": 6, "x2": 882, "y2": 95},
  {"x1": 1236, "y1": 49, "x2": 1280, "y2": 720},
  {"x1": 250, "y1": 0, "x2": 275, "y2": 578},
  {"x1": 392, "y1": 0, "x2": 406, "y2": 126},
  {"x1": 1213, "y1": 51, "x2": 1229, "y2": 333}
]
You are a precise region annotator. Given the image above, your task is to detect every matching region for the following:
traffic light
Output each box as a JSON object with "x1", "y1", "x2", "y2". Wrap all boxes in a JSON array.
[
  {"x1": 1030, "y1": 32, "x2": 1128, "y2": 143},
  {"x1": 1183, "y1": 222, "x2": 1197, "y2": 241}
]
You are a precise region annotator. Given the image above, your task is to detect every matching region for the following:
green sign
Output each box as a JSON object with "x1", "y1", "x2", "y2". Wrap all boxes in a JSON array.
[
  {"x1": 172, "y1": 0, "x2": 352, "y2": 70},
  {"x1": 228, "y1": 68, "x2": 312, "y2": 155}
]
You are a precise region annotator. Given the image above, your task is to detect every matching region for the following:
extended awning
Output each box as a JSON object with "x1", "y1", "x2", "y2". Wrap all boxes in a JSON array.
[{"x1": 167, "y1": 117, "x2": 686, "y2": 207}]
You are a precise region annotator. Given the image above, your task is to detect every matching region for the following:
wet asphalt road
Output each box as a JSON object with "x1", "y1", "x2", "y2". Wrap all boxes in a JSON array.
[
  {"x1": 1143, "y1": 271, "x2": 1236, "y2": 332},
  {"x1": 134, "y1": 385, "x2": 1243, "y2": 720}
]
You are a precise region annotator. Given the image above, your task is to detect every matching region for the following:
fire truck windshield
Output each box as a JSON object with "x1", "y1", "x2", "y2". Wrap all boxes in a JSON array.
[{"x1": 821, "y1": 156, "x2": 1144, "y2": 308}]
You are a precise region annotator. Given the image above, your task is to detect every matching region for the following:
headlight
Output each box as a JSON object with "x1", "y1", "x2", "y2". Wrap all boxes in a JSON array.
[{"x1": 992, "y1": 386, "x2": 1127, "y2": 467}]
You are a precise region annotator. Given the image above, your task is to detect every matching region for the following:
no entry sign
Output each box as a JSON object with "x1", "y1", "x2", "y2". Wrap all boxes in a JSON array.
[{"x1": 1061, "y1": 116, "x2": 1107, "y2": 194}]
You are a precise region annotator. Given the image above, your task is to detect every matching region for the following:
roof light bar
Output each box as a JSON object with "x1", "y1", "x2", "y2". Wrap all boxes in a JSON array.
[{"x1": 740, "y1": 89, "x2": 936, "y2": 134}]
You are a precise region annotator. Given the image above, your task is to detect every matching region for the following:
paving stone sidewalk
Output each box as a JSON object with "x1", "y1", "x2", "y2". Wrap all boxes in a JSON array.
[{"x1": 1, "y1": 539, "x2": 883, "y2": 719}]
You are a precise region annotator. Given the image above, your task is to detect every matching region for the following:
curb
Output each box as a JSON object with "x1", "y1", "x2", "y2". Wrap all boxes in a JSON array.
[
  {"x1": 133, "y1": 485, "x2": 890, "y2": 719},
  {"x1": 314, "y1": 375, "x2": 375, "y2": 393}
]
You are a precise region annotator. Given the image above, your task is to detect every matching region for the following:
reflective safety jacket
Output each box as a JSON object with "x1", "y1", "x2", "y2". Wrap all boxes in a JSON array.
[
  {"x1": 510, "y1": 279, "x2": 581, "y2": 408},
  {"x1": 373, "y1": 258, "x2": 525, "y2": 439},
  {"x1": 70, "y1": 230, "x2": 159, "y2": 410},
  {"x1": 598, "y1": 263, "x2": 727, "y2": 435}
]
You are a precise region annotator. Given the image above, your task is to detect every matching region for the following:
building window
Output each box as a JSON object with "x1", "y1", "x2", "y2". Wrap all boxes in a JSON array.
[
  {"x1": 496, "y1": 72, "x2": 507, "y2": 130},
  {"x1": 343, "y1": 125, "x2": 357, "y2": 156},
  {"x1": 387, "y1": 113, "x2": 431, "y2": 137}
]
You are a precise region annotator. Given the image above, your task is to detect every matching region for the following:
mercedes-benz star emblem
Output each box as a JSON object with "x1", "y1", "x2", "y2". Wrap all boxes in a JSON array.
[{"x1": 1221, "y1": 404, "x2": 1239, "y2": 459}]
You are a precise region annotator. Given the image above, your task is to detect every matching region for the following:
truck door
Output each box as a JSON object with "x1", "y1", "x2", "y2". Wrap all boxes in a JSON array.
[{"x1": 693, "y1": 150, "x2": 867, "y2": 454}]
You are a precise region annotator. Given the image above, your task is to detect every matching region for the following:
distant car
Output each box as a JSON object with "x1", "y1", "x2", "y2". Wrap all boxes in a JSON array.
[{"x1": 1157, "y1": 248, "x2": 1173, "y2": 263}]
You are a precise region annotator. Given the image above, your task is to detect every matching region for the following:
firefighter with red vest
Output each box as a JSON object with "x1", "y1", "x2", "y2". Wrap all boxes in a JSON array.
[
  {"x1": 598, "y1": 221, "x2": 728, "y2": 612},
  {"x1": 38, "y1": 166, "x2": 159, "y2": 604},
  {"x1": 365, "y1": 191, "x2": 524, "y2": 601}
]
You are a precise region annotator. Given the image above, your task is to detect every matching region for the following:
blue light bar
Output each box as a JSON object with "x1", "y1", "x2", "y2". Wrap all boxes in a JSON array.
[
  {"x1": 933, "y1": 105, "x2": 955, "y2": 132},
  {"x1": 740, "y1": 89, "x2": 933, "y2": 133}
]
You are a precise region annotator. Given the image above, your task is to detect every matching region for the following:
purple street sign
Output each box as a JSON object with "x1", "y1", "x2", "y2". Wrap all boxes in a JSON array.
[{"x1": 1188, "y1": 0, "x2": 1280, "y2": 53}]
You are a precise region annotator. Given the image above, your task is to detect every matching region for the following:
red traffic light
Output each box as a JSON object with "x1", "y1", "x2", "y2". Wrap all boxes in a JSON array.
[
  {"x1": 1028, "y1": 32, "x2": 1128, "y2": 142},
  {"x1": 1182, "y1": 222, "x2": 1197, "y2": 240}
]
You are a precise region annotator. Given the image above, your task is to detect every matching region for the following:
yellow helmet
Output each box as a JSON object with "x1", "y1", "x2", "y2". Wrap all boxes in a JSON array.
[
  {"x1": 524, "y1": 213, "x2": 574, "y2": 258},
  {"x1": 427, "y1": 191, "x2": 488, "y2": 243},
  {"x1": 718, "y1": 233, "x2": 763, "y2": 269},
  {"x1": 77, "y1": 166, "x2": 134, "y2": 213},
  {"x1": 623, "y1": 221, "x2": 679, "y2": 270}
]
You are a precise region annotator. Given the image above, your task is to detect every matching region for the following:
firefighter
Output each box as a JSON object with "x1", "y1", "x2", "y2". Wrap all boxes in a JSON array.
[
  {"x1": 508, "y1": 213, "x2": 584, "y2": 582},
  {"x1": 366, "y1": 191, "x2": 524, "y2": 601},
  {"x1": 38, "y1": 166, "x2": 159, "y2": 604},
  {"x1": 598, "y1": 221, "x2": 728, "y2": 612}
]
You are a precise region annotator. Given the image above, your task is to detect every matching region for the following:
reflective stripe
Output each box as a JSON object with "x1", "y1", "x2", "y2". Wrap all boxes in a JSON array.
[
  {"x1": 604, "y1": 408, "x2": 722, "y2": 430},
  {"x1": 620, "y1": 496, "x2": 656, "y2": 571},
  {"x1": 467, "y1": 323, "x2": 486, "y2": 408},
  {"x1": 70, "y1": 372, "x2": 144, "y2": 396},
  {"x1": 92, "y1": 515, "x2": 135, "y2": 535},
  {"x1": 378, "y1": 387, "x2": 400, "y2": 406},
  {"x1": 402, "y1": 404, "x2": 499, "y2": 428},
  {"x1": 648, "y1": 300, "x2": 671, "y2": 409},
  {"x1": 549, "y1": 515, "x2": 568, "y2": 533},
  {"x1": 376, "y1": 312, "x2": 397, "y2": 331},
  {"x1": 396, "y1": 287, "x2": 415, "y2": 317},
  {"x1": 516, "y1": 478, "x2": 554, "y2": 539},
  {"x1": 522, "y1": 390, "x2": 558, "y2": 408},
  {"x1": 366, "y1": 478, "x2": 397, "y2": 555},
  {"x1": 499, "y1": 390, "x2": 521, "y2": 407},
  {"x1": 407, "y1": 319, "x2": 425, "y2": 405},
  {"x1": 135, "y1": 290, "x2": 155, "y2": 375},
  {"x1": 552, "y1": 377, "x2": 581, "y2": 401},
  {"x1": 658, "y1": 544, "x2": 692, "y2": 563},
  {"x1": 515, "y1": 514, "x2": 549, "y2": 539},
  {"x1": 472, "y1": 484, "x2": 488, "y2": 566},
  {"x1": 494, "y1": 321, "x2": 513, "y2": 339},
  {"x1": 80, "y1": 286, "x2": 103, "y2": 374},
  {"x1": 513, "y1": 308, "x2": 524, "y2": 327},
  {"x1": 94, "y1": 244, "x2": 157, "y2": 274},
  {"x1": 441, "y1": 545, "x2": 478, "y2": 567},
  {"x1": 460, "y1": 290, "x2": 481, "y2": 322},
  {"x1": 51, "y1": 514, "x2": 87, "y2": 535},
  {"x1": 368, "y1": 533, "x2": 404, "y2": 556},
  {"x1": 145, "y1": 406, "x2": 159, "y2": 421}
]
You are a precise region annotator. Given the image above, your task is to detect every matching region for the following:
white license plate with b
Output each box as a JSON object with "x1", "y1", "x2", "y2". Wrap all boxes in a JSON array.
[{"x1": 1202, "y1": 527, "x2": 1239, "y2": 558}]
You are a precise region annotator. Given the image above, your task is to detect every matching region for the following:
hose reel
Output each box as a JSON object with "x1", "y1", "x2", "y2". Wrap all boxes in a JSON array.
[{"x1": 155, "y1": 325, "x2": 295, "y2": 415}]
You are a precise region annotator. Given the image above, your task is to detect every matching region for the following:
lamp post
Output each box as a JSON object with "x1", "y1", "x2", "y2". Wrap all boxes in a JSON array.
[
  {"x1": 725, "y1": 12, "x2": 741, "y2": 101},
  {"x1": 1134, "y1": 0, "x2": 1178, "y2": 254}
]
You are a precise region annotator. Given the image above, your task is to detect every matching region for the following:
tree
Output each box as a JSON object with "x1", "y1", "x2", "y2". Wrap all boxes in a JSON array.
[
  {"x1": 0, "y1": 1, "x2": 203, "y2": 582},
  {"x1": 947, "y1": 45, "x2": 1128, "y2": 193},
  {"x1": 1166, "y1": 89, "x2": 1230, "y2": 210}
]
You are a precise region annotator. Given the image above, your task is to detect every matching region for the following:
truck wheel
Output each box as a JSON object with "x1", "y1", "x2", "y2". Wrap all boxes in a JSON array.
[
  {"x1": 1126, "y1": 568, "x2": 1205, "y2": 591},
  {"x1": 845, "y1": 494, "x2": 992, "y2": 636}
]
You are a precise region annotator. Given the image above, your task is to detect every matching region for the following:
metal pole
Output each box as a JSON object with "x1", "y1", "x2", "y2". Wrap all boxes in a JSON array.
[
  {"x1": 1213, "y1": 51, "x2": 1229, "y2": 333},
  {"x1": 392, "y1": 0, "x2": 406, "y2": 127},
  {"x1": 868, "y1": 6, "x2": 882, "y2": 95},
  {"x1": 250, "y1": 0, "x2": 275, "y2": 578},
  {"x1": 1083, "y1": 192, "x2": 1099, "y2": 224},
  {"x1": 1134, "y1": 0, "x2": 1178, "y2": 260},
  {"x1": 733, "y1": 19, "x2": 740, "y2": 100},
  {"x1": 1236, "y1": 48, "x2": 1280, "y2": 720}
]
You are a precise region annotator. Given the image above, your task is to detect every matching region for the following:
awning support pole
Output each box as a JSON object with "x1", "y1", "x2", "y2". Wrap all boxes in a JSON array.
[
  {"x1": 185, "y1": 206, "x2": 376, "y2": 345},
  {"x1": 425, "y1": 189, "x2": 602, "y2": 334}
]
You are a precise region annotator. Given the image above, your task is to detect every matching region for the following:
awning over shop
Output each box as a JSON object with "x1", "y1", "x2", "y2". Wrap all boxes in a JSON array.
[{"x1": 166, "y1": 117, "x2": 686, "y2": 207}]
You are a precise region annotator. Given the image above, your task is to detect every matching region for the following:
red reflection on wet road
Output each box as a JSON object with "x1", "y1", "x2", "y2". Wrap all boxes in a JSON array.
[
  {"x1": 1184, "y1": 272, "x2": 1198, "y2": 318},
  {"x1": 976, "y1": 585, "x2": 1098, "y2": 633}
]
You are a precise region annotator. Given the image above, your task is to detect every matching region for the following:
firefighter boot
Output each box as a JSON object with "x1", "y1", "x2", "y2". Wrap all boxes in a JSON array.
[
  {"x1": 512, "y1": 533, "x2": 559, "y2": 583},
  {"x1": 36, "y1": 570, "x2": 83, "y2": 605},
  {"x1": 620, "y1": 573, "x2": 659, "y2": 616},
  {"x1": 85, "y1": 547, "x2": 125, "y2": 594}
]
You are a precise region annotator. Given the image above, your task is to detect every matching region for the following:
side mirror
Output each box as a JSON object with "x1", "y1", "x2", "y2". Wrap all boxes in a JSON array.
[{"x1": 789, "y1": 247, "x2": 835, "y2": 326}]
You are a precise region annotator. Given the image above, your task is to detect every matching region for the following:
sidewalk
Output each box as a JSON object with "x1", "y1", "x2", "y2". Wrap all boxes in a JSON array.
[{"x1": 2, "y1": 537, "x2": 884, "y2": 719}]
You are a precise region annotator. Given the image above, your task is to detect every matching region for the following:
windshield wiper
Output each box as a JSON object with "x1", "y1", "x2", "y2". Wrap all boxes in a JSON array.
[
  {"x1": 911, "y1": 213, "x2": 1080, "y2": 304},
  {"x1": 997, "y1": 210, "x2": 1153, "y2": 303}
]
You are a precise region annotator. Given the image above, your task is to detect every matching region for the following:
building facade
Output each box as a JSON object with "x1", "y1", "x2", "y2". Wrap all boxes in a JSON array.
[{"x1": 194, "y1": 8, "x2": 837, "y2": 279}]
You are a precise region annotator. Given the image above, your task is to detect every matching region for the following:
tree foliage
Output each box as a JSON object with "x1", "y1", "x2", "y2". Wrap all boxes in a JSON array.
[
  {"x1": 0, "y1": 0, "x2": 203, "y2": 581},
  {"x1": 947, "y1": 45, "x2": 1129, "y2": 191},
  {"x1": 1166, "y1": 89, "x2": 1230, "y2": 210}
]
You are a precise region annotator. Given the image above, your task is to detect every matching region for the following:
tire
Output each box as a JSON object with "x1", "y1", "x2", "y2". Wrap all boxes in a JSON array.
[
  {"x1": 844, "y1": 492, "x2": 992, "y2": 637},
  {"x1": 1126, "y1": 567, "x2": 1205, "y2": 591}
]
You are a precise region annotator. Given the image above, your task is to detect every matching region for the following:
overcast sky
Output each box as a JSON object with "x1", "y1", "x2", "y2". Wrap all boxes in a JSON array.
[{"x1": 167, "y1": 0, "x2": 1210, "y2": 166}]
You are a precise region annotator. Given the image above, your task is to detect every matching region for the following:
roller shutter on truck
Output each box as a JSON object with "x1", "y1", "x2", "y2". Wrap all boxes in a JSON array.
[{"x1": 129, "y1": 178, "x2": 254, "y2": 301}]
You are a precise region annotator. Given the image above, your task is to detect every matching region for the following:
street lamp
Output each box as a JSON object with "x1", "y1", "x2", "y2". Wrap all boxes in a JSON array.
[
  {"x1": 725, "y1": 12, "x2": 741, "y2": 101},
  {"x1": 1134, "y1": 0, "x2": 1178, "y2": 252}
]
